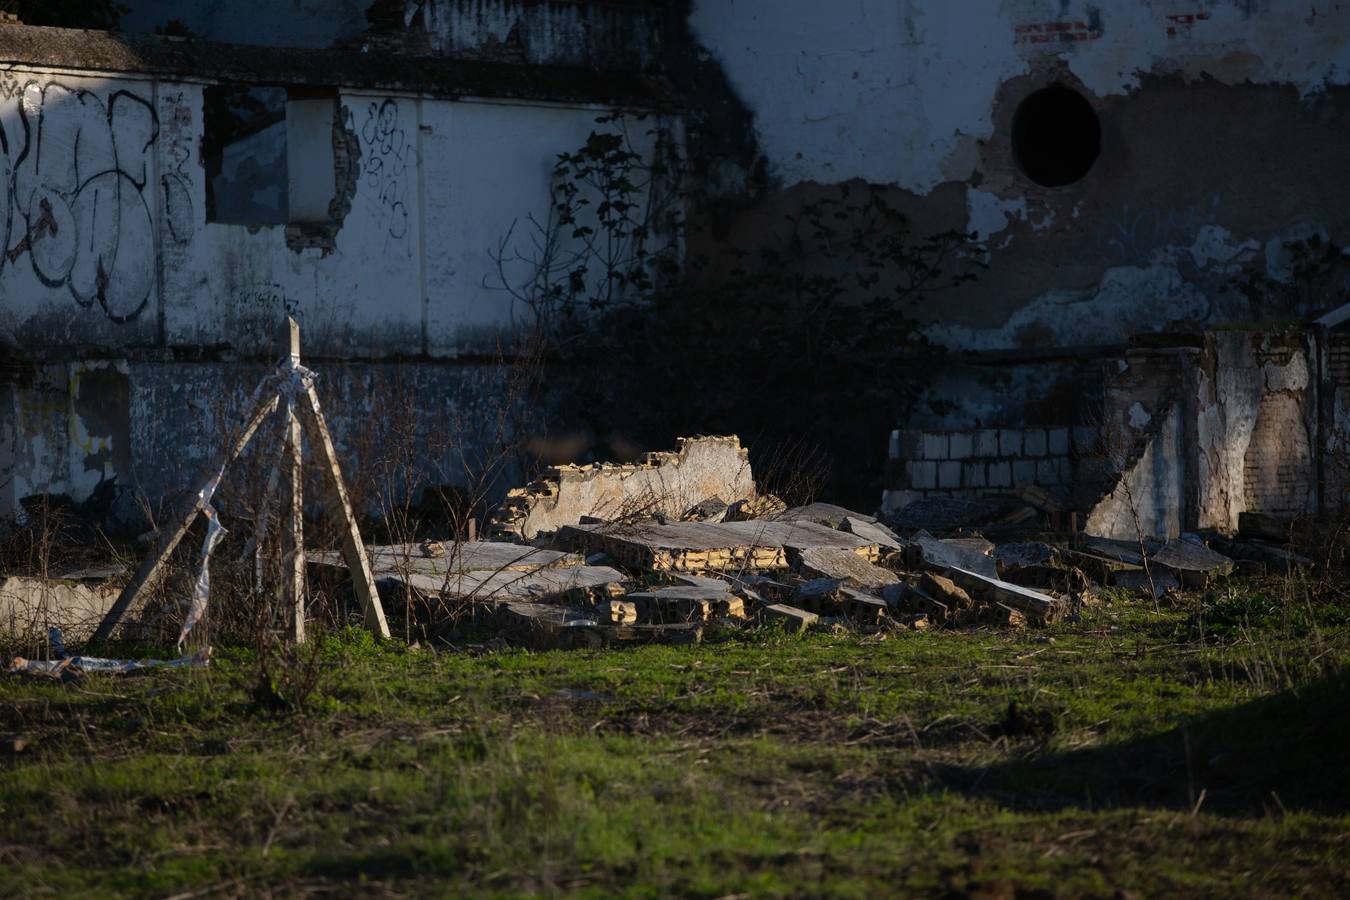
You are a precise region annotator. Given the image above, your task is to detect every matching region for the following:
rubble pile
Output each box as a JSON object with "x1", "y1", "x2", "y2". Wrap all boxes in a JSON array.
[{"x1": 308, "y1": 435, "x2": 1305, "y2": 649}]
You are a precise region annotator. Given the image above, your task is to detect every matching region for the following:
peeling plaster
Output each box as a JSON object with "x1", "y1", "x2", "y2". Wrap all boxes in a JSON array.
[
  {"x1": 1187, "y1": 225, "x2": 1261, "y2": 271},
  {"x1": 922, "y1": 264, "x2": 1209, "y2": 350},
  {"x1": 689, "y1": 0, "x2": 1350, "y2": 195},
  {"x1": 965, "y1": 188, "x2": 1027, "y2": 241},
  {"x1": 1195, "y1": 334, "x2": 1262, "y2": 532}
]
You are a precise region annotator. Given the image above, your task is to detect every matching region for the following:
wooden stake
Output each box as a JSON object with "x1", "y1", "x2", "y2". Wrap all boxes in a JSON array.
[
  {"x1": 298, "y1": 377, "x2": 390, "y2": 638},
  {"x1": 286, "y1": 400, "x2": 306, "y2": 644},
  {"x1": 91, "y1": 388, "x2": 280, "y2": 645}
]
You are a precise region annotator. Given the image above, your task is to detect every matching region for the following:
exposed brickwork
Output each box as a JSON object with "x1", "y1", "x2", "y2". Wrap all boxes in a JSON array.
[{"x1": 885, "y1": 426, "x2": 1091, "y2": 502}]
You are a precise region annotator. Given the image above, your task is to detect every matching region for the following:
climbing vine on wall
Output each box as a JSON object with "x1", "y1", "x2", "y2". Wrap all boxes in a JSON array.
[{"x1": 491, "y1": 113, "x2": 982, "y2": 503}]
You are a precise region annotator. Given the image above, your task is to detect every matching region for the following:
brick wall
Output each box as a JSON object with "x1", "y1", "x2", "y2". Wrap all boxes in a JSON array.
[{"x1": 884, "y1": 425, "x2": 1097, "y2": 507}]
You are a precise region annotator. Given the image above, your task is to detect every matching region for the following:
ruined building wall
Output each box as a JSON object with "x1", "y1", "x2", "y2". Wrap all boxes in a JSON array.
[
  {"x1": 682, "y1": 0, "x2": 1350, "y2": 507},
  {"x1": 1085, "y1": 331, "x2": 1318, "y2": 540},
  {"x1": 0, "y1": 48, "x2": 673, "y2": 516},
  {"x1": 118, "y1": 0, "x2": 665, "y2": 70}
]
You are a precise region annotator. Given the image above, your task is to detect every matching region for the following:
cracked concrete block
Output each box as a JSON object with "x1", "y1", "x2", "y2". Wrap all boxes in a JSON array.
[
  {"x1": 964, "y1": 462, "x2": 986, "y2": 488},
  {"x1": 1036, "y1": 459, "x2": 1060, "y2": 484},
  {"x1": 922, "y1": 432, "x2": 949, "y2": 460},
  {"x1": 948, "y1": 432, "x2": 974, "y2": 460},
  {"x1": 974, "y1": 429, "x2": 999, "y2": 457},
  {"x1": 909, "y1": 460, "x2": 938, "y2": 490},
  {"x1": 1013, "y1": 460, "x2": 1037, "y2": 486},
  {"x1": 987, "y1": 461, "x2": 1011, "y2": 487},
  {"x1": 1023, "y1": 429, "x2": 1047, "y2": 457},
  {"x1": 999, "y1": 429, "x2": 1022, "y2": 456},
  {"x1": 1048, "y1": 428, "x2": 1070, "y2": 456},
  {"x1": 938, "y1": 461, "x2": 962, "y2": 489}
]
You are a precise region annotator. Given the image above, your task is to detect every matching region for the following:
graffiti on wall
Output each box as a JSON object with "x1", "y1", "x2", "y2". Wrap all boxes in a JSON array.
[
  {"x1": 0, "y1": 77, "x2": 194, "y2": 323},
  {"x1": 356, "y1": 98, "x2": 410, "y2": 245}
]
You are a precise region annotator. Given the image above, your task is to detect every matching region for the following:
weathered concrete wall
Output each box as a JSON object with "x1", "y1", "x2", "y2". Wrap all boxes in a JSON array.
[
  {"x1": 0, "y1": 357, "x2": 529, "y2": 523},
  {"x1": 0, "y1": 66, "x2": 668, "y2": 359},
  {"x1": 0, "y1": 52, "x2": 673, "y2": 516},
  {"x1": 1084, "y1": 330, "x2": 1318, "y2": 539},
  {"x1": 687, "y1": 1, "x2": 1350, "y2": 353}
]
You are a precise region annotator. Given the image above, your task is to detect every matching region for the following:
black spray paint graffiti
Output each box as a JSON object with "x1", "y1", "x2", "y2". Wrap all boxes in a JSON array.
[
  {"x1": 0, "y1": 79, "x2": 195, "y2": 323},
  {"x1": 358, "y1": 99, "x2": 410, "y2": 243}
]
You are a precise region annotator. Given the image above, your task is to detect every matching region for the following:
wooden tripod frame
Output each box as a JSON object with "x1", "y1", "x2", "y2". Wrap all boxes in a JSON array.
[{"x1": 91, "y1": 318, "x2": 390, "y2": 645}]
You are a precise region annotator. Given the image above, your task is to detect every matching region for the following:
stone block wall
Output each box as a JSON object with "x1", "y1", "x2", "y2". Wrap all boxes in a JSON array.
[{"x1": 882, "y1": 425, "x2": 1097, "y2": 511}]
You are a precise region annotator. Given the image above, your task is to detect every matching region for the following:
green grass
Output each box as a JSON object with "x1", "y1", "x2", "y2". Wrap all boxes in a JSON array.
[{"x1": 1, "y1": 578, "x2": 1348, "y2": 897}]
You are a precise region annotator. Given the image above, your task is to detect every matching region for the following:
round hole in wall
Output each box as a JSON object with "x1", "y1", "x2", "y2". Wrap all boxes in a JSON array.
[{"x1": 1011, "y1": 85, "x2": 1100, "y2": 187}]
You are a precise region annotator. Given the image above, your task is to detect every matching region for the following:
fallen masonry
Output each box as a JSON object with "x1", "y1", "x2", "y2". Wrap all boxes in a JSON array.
[{"x1": 4, "y1": 434, "x2": 1295, "y2": 662}]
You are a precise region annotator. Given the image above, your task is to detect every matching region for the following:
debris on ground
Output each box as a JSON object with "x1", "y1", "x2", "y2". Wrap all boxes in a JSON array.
[
  {"x1": 490, "y1": 435, "x2": 758, "y2": 540},
  {"x1": 0, "y1": 574, "x2": 122, "y2": 640},
  {"x1": 7, "y1": 629, "x2": 211, "y2": 678},
  {"x1": 2, "y1": 432, "x2": 1292, "y2": 657},
  {"x1": 295, "y1": 428, "x2": 1314, "y2": 649}
]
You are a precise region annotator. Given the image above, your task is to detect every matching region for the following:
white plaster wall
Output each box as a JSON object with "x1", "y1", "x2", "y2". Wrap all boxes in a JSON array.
[
  {"x1": 0, "y1": 70, "x2": 166, "y2": 347},
  {"x1": 689, "y1": 0, "x2": 1350, "y2": 195},
  {"x1": 160, "y1": 87, "x2": 426, "y2": 357},
  {"x1": 2, "y1": 65, "x2": 661, "y2": 360},
  {"x1": 422, "y1": 101, "x2": 662, "y2": 356}
]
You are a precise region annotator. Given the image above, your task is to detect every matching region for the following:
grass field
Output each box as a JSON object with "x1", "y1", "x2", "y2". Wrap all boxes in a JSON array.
[{"x1": 2, "y1": 577, "x2": 1348, "y2": 897}]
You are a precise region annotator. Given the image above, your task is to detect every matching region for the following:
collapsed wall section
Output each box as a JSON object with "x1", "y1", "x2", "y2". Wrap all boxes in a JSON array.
[
  {"x1": 491, "y1": 436, "x2": 756, "y2": 540},
  {"x1": 1085, "y1": 330, "x2": 1318, "y2": 540}
]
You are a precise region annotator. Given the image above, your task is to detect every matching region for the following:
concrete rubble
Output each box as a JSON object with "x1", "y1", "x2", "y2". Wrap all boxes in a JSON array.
[
  {"x1": 296, "y1": 435, "x2": 1328, "y2": 650},
  {"x1": 1, "y1": 435, "x2": 1317, "y2": 655},
  {"x1": 490, "y1": 435, "x2": 758, "y2": 540}
]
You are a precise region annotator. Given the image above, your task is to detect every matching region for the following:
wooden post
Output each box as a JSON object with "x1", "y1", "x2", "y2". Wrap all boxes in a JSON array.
[
  {"x1": 287, "y1": 318, "x2": 388, "y2": 638},
  {"x1": 285, "y1": 318, "x2": 307, "y2": 643},
  {"x1": 286, "y1": 400, "x2": 306, "y2": 644},
  {"x1": 91, "y1": 388, "x2": 279, "y2": 645}
]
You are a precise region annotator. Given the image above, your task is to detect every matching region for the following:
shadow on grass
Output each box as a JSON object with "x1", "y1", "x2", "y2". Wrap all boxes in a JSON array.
[{"x1": 941, "y1": 671, "x2": 1350, "y2": 817}]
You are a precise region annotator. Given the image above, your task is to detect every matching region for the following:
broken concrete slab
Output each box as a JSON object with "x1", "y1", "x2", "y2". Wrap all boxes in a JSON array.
[
  {"x1": 1150, "y1": 537, "x2": 1234, "y2": 586},
  {"x1": 994, "y1": 542, "x2": 1059, "y2": 575},
  {"x1": 794, "y1": 546, "x2": 899, "y2": 589},
  {"x1": 558, "y1": 519, "x2": 878, "y2": 573},
  {"x1": 916, "y1": 572, "x2": 975, "y2": 613},
  {"x1": 761, "y1": 603, "x2": 819, "y2": 631},
  {"x1": 791, "y1": 579, "x2": 888, "y2": 622},
  {"x1": 682, "y1": 497, "x2": 730, "y2": 523},
  {"x1": 909, "y1": 530, "x2": 999, "y2": 579},
  {"x1": 396, "y1": 564, "x2": 627, "y2": 604},
  {"x1": 1111, "y1": 568, "x2": 1181, "y2": 597},
  {"x1": 772, "y1": 502, "x2": 877, "y2": 527},
  {"x1": 1079, "y1": 537, "x2": 1150, "y2": 567},
  {"x1": 309, "y1": 541, "x2": 581, "y2": 578},
  {"x1": 0, "y1": 576, "x2": 122, "y2": 640},
  {"x1": 725, "y1": 494, "x2": 788, "y2": 521},
  {"x1": 942, "y1": 567, "x2": 1064, "y2": 623},
  {"x1": 491, "y1": 435, "x2": 756, "y2": 540},
  {"x1": 840, "y1": 516, "x2": 904, "y2": 551}
]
